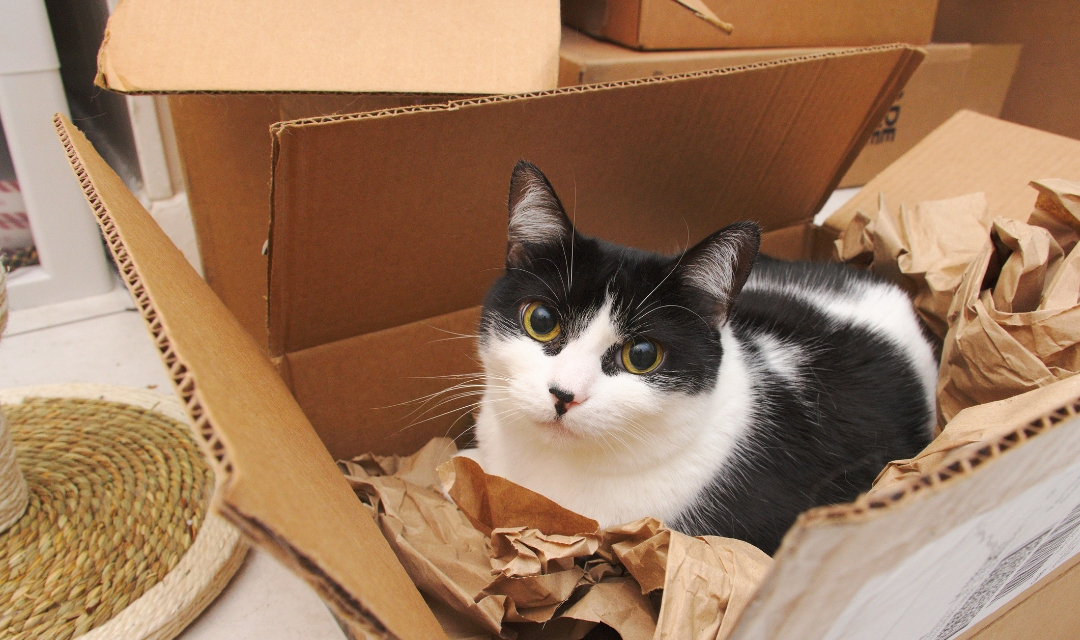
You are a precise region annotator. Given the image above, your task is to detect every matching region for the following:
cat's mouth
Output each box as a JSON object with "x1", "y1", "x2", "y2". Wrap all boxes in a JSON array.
[{"x1": 535, "y1": 418, "x2": 580, "y2": 440}]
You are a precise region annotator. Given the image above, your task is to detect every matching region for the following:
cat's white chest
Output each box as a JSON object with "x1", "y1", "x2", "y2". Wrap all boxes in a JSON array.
[{"x1": 463, "y1": 442, "x2": 697, "y2": 526}]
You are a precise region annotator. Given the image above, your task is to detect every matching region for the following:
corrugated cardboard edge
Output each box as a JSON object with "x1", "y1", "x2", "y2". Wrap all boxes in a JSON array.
[
  {"x1": 266, "y1": 44, "x2": 924, "y2": 358},
  {"x1": 53, "y1": 114, "x2": 444, "y2": 640},
  {"x1": 270, "y1": 44, "x2": 921, "y2": 130},
  {"x1": 729, "y1": 394, "x2": 1080, "y2": 635}
]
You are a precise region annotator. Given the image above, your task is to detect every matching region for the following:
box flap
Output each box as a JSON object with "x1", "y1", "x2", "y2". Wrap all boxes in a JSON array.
[
  {"x1": 558, "y1": 26, "x2": 843, "y2": 86},
  {"x1": 268, "y1": 45, "x2": 924, "y2": 356},
  {"x1": 54, "y1": 116, "x2": 447, "y2": 639},
  {"x1": 825, "y1": 111, "x2": 1080, "y2": 233},
  {"x1": 730, "y1": 380, "x2": 1080, "y2": 640},
  {"x1": 96, "y1": 0, "x2": 559, "y2": 94}
]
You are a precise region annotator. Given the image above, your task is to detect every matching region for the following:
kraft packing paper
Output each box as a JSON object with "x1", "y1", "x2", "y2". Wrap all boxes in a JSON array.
[{"x1": 340, "y1": 440, "x2": 771, "y2": 640}]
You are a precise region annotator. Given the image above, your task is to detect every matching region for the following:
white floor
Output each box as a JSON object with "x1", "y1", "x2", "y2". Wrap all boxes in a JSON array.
[{"x1": 0, "y1": 276, "x2": 347, "y2": 640}]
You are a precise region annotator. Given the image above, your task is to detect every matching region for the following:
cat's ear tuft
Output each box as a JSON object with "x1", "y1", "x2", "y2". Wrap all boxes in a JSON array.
[
  {"x1": 679, "y1": 221, "x2": 760, "y2": 324},
  {"x1": 506, "y1": 160, "x2": 573, "y2": 266}
]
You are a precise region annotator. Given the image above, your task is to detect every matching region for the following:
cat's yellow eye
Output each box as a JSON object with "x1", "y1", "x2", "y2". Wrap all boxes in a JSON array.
[
  {"x1": 622, "y1": 338, "x2": 663, "y2": 374},
  {"x1": 523, "y1": 302, "x2": 561, "y2": 342}
]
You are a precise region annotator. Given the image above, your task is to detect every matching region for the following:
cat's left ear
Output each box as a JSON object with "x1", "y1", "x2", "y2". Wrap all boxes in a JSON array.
[
  {"x1": 506, "y1": 160, "x2": 574, "y2": 267},
  {"x1": 678, "y1": 221, "x2": 760, "y2": 324}
]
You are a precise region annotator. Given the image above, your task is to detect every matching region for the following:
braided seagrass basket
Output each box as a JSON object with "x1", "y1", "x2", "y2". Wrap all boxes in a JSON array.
[{"x1": 0, "y1": 380, "x2": 247, "y2": 640}]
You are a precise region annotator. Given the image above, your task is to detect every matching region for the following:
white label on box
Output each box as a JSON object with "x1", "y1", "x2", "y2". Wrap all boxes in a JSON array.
[{"x1": 823, "y1": 454, "x2": 1080, "y2": 640}]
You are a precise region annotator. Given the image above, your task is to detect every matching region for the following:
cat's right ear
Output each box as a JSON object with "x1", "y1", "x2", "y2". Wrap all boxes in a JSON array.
[{"x1": 506, "y1": 160, "x2": 574, "y2": 268}]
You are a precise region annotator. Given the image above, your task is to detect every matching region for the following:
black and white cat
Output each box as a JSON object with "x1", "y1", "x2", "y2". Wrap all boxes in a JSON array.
[{"x1": 460, "y1": 161, "x2": 936, "y2": 555}]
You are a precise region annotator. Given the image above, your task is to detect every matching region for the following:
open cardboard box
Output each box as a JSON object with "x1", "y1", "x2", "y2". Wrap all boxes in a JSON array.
[{"x1": 57, "y1": 42, "x2": 1080, "y2": 639}]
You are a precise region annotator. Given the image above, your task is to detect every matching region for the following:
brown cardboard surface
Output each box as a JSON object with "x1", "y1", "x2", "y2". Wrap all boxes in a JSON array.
[
  {"x1": 557, "y1": 30, "x2": 1019, "y2": 190},
  {"x1": 826, "y1": 111, "x2": 1080, "y2": 234},
  {"x1": 269, "y1": 46, "x2": 922, "y2": 361},
  {"x1": 563, "y1": 0, "x2": 939, "y2": 50},
  {"x1": 962, "y1": 44, "x2": 1023, "y2": 118},
  {"x1": 97, "y1": 0, "x2": 559, "y2": 94},
  {"x1": 285, "y1": 307, "x2": 482, "y2": 460},
  {"x1": 838, "y1": 43, "x2": 1019, "y2": 188},
  {"x1": 934, "y1": 0, "x2": 1080, "y2": 141},
  {"x1": 54, "y1": 116, "x2": 447, "y2": 640},
  {"x1": 168, "y1": 94, "x2": 460, "y2": 347}
]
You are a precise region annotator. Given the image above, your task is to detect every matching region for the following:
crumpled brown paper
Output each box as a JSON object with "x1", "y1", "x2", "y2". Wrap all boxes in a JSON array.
[
  {"x1": 341, "y1": 440, "x2": 772, "y2": 640},
  {"x1": 870, "y1": 372, "x2": 1080, "y2": 499},
  {"x1": 936, "y1": 182, "x2": 1080, "y2": 429},
  {"x1": 834, "y1": 191, "x2": 994, "y2": 338}
]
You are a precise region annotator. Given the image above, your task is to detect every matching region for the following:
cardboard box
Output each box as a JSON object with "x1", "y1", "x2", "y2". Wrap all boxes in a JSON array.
[
  {"x1": 838, "y1": 42, "x2": 1019, "y2": 188},
  {"x1": 934, "y1": 0, "x2": 1080, "y2": 142},
  {"x1": 561, "y1": 0, "x2": 940, "y2": 51},
  {"x1": 558, "y1": 28, "x2": 1020, "y2": 188},
  {"x1": 59, "y1": 45, "x2": 931, "y2": 637},
  {"x1": 59, "y1": 97, "x2": 1080, "y2": 637},
  {"x1": 95, "y1": 0, "x2": 562, "y2": 345}
]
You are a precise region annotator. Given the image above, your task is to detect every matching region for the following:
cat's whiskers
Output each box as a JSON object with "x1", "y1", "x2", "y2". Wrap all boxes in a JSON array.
[
  {"x1": 508, "y1": 266, "x2": 562, "y2": 302},
  {"x1": 376, "y1": 379, "x2": 490, "y2": 410},
  {"x1": 632, "y1": 303, "x2": 711, "y2": 330},
  {"x1": 422, "y1": 325, "x2": 481, "y2": 339},
  {"x1": 633, "y1": 219, "x2": 690, "y2": 311},
  {"x1": 530, "y1": 257, "x2": 570, "y2": 300},
  {"x1": 395, "y1": 400, "x2": 486, "y2": 434},
  {"x1": 426, "y1": 335, "x2": 481, "y2": 344}
]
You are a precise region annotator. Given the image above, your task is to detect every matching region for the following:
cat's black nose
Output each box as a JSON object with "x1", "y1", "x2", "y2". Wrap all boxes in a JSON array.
[{"x1": 549, "y1": 386, "x2": 575, "y2": 404}]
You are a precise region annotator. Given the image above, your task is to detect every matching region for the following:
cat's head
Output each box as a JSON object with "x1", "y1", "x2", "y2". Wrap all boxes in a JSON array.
[{"x1": 478, "y1": 161, "x2": 759, "y2": 453}]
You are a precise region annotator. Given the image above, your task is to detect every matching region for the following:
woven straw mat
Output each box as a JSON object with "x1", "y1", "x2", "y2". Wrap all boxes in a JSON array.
[{"x1": 0, "y1": 384, "x2": 247, "y2": 640}]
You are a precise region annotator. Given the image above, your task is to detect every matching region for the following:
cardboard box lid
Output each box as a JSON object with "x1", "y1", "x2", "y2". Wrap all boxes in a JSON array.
[
  {"x1": 825, "y1": 110, "x2": 1080, "y2": 233},
  {"x1": 96, "y1": 0, "x2": 560, "y2": 94},
  {"x1": 53, "y1": 116, "x2": 448, "y2": 639},
  {"x1": 268, "y1": 45, "x2": 924, "y2": 357}
]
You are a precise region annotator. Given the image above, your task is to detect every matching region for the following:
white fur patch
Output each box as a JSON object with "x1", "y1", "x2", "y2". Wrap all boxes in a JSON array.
[
  {"x1": 752, "y1": 333, "x2": 807, "y2": 390},
  {"x1": 684, "y1": 241, "x2": 736, "y2": 302},
  {"x1": 509, "y1": 181, "x2": 566, "y2": 245},
  {"x1": 743, "y1": 275, "x2": 938, "y2": 433},
  {"x1": 471, "y1": 298, "x2": 755, "y2": 527}
]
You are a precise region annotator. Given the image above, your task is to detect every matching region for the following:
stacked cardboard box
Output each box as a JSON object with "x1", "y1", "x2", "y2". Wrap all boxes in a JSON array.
[{"x1": 561, "y1": 0, "x2": 939, "y2": 50}]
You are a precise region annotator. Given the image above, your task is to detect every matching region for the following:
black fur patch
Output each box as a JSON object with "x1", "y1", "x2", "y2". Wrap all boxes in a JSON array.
[
  {"x1": 481, "y1": 234, "x2": 723, "y2": 394},
  {"x1": 669, "y1": 256, "x2": 934, "y2": 554}
]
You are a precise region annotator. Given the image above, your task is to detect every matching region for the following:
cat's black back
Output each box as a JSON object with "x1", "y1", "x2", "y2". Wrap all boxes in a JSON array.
[{"x1": 670, "y1": 256, "x2": 934, "y2": 554}]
